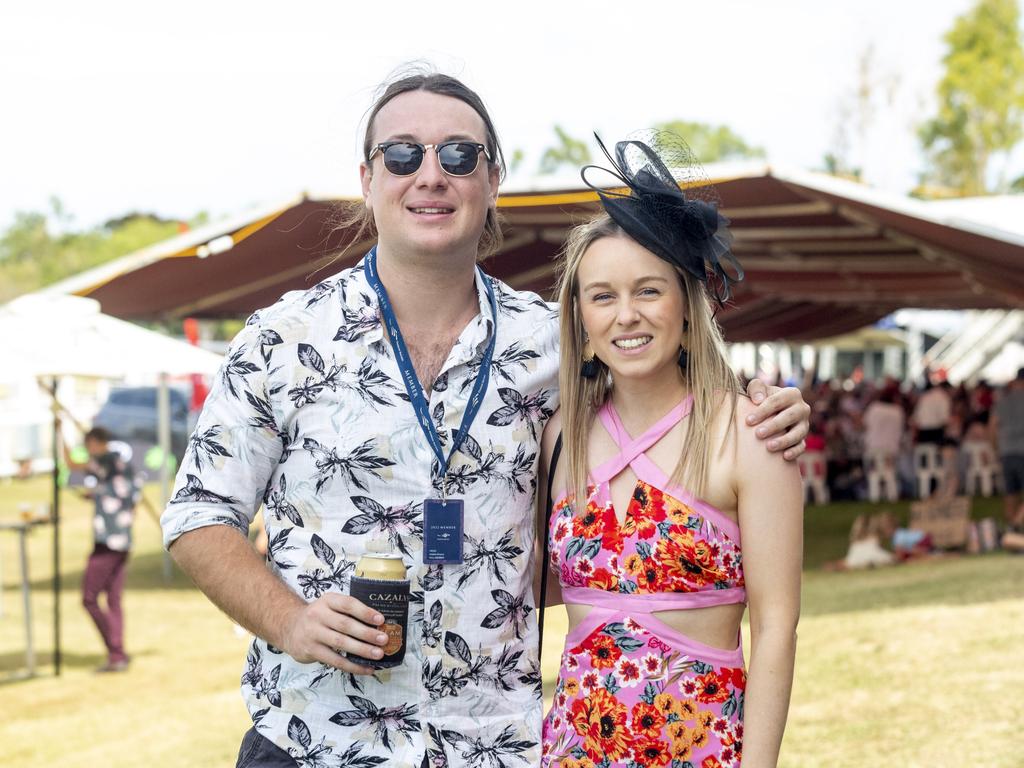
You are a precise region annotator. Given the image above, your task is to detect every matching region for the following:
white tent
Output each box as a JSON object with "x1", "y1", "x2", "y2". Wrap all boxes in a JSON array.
[
  {"x1": 3, "y1": 293, "x2": 223, "y2": 380},
  {"x1": 2, "y1": 292, "x2": 224, "y2": 676}
]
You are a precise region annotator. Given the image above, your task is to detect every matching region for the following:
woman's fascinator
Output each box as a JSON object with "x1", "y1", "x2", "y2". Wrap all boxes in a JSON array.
[{"x1": 581, "y1": 131, "x2": 743, "y2": 305}]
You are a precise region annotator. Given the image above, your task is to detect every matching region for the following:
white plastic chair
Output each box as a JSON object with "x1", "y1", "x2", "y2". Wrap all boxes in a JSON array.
[
  {"x1": 913, "y1": 444, "x2": 944, "y2": 498},
  {"x1": 797, "y1": 450, "x2": 829, "y2": 505},
  {"x1": 865, "y1": 451, "x2": 899, "y2": 502},
  {"x1": 962, "y1": 441, "x2": 1000, "y2": 497}
]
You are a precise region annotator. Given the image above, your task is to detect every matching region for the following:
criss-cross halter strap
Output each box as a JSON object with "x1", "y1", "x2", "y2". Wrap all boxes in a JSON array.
[{"x1": 591, "y1": 395, "x2": 694, "y2": 485}]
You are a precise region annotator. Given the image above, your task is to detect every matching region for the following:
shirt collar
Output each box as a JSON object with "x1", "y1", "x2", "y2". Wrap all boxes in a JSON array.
[{"x1": 339, "y1": 255, "x2": 497, "y2": 353}]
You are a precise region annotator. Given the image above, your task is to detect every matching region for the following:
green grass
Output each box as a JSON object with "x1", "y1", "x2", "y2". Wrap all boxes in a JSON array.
[{"x1": 2, "y1": 478, "x2": 1022, "y2": 767}]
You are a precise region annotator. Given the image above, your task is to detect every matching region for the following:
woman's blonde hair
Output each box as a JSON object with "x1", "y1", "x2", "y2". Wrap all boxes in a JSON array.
[{"x1": 555, "y1": 214, "x2": 741, "y2": 506}]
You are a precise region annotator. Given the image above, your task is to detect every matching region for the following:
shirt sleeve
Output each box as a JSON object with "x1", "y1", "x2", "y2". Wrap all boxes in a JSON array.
[{"x1": 161, "y1": 319, "x2": 283, "y2": 550}]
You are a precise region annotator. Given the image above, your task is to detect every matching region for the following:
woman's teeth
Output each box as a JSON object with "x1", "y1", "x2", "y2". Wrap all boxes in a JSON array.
[{"x1": 613, "y1": 336, "x2": 652, "y2": 349}]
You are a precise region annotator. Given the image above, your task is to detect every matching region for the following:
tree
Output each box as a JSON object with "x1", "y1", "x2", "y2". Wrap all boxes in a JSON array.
[
  {"x1": 0, "y1": 203, "x2": 190, "y2": 303},
  {"x1": 654, "y1": 120, "x2": 764, "y2": 162},
  {"x1": 918, "y1": 0, "x2": 1024, "y2": 196},
  {"x1": 538, "y1": 125, "x2": 592, "y2": 174}
]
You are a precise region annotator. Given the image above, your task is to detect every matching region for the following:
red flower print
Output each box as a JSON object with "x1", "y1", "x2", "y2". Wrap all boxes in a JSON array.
[
  {"x1": 701, "y1": 756, "x2": 723, "y2": 768},
  {"x1": 615, "y1": 656, "x2": 642, "y2": 688},
  {"x1": 581, "y1": 671, "x2": 600, "y2": 690},
  {"x1": 630, "y1": 702, "x2": 667, "y2": 739},
  {"x1": 640, "y1": 653, "x2": 662, "y2": 675},
  {"x1": 574, "y1": 557, "x2": 595, "y2": 578},
  {"x1": 632, "y1": 736, "x2": 671, "y2": 768},
  {"x1": 695, "y1": 671, "x2": 731, "y2": 704},
  {"x1": 583, "y1": 633, "x2": 622, "y2": 670},
  {"x1": 727, "y1": 666, "x2": 746, "y2": 690},
  {"x1": 554, "y1": 520, "x2": 570, "y2": 543}
]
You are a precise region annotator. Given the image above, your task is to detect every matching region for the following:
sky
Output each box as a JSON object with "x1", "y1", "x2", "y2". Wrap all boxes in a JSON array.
[{"x1": 0, "y1": 0, "x2": 993, "y2": 232}]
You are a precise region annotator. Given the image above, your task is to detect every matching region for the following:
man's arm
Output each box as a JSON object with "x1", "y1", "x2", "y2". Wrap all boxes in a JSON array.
[
  {"x1": 743, "y1": 380, "x2": 812, "y2": 460},
  {"x1": 162, "y1": 320, "x2": 388, "y2": 674},
  {"x1": 170, "y1": 526, "x2": 387, "y2": 674}
]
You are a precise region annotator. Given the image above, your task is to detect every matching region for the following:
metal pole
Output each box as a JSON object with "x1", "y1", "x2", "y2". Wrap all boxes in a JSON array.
[
  {"x1": 157, "y1": 374, "x2": 172, "y2": 581},
  {"x1": 19, "y1": 527, "x2": 35, "y2": 676},
  {"x1": 51, "y1": 377, "x2": 61, "y2": 676}
]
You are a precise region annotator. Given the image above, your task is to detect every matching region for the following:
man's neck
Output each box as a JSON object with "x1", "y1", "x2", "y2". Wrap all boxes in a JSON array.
[{"x1": 374, "y1": 244, "x2": 480, "y2": 339}]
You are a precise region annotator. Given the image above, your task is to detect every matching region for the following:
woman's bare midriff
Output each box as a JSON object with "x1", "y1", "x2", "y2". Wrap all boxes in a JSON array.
[{"x1": 565, "y1": 601, "x2": 745, "y2": 651}]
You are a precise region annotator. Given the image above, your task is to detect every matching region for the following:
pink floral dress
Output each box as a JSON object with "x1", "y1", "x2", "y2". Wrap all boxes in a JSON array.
[{"x1": 543, "y1": 396, "x2": 746, "y2": 768}]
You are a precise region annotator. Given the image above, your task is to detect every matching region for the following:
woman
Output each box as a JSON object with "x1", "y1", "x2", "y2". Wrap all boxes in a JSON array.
[{"x1": 539, "y1": 135, "x2": 802, "y2": 768}]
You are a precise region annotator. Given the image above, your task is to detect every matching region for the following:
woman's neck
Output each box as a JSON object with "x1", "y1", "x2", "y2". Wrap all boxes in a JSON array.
[{"x1": 610, "y1": 368, "x2": 689, "y2": 434}]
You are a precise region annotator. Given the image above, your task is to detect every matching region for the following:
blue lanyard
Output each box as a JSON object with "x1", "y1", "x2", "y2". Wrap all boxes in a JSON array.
[{"x1": 364, "y1": 248, "x2": 498, "y2": 487}]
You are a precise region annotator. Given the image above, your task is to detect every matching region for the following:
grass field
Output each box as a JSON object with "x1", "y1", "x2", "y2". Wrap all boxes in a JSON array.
[{"x1": 1, "y1": 478, "x2": 1022, "y2": 767}]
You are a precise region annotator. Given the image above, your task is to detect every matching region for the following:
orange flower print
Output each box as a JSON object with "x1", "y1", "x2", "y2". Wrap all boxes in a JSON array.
[
  {"x1": 632, "y1": 736, "x2": 671, "y2": 768},
  {"x1": 564, "y1": 677, "x2": 580, "y2": 697},
  {"x1": 570, "y1": 688, "x2": 631, "y2": 761},
  {"x1": 666, "y1": 721, "x2": 691, "y2": 747},
  {"x1": 701, "y1": 756, "x2": 723, "y2": 768},
  {"x1": 658, "y1": 536, "x2": 722, "y2": 588},
  {"x1": 653, "y1": 692, "x2": 681, "y2": 718},
  {"x1": 695, "y1": 671, "x2": 731, "y2": 704},
  {"x1": 635, "y1": 558, "x2": 666, "y2": 592},
  {"x1": 589, "y1": 567, "x2": 619, "y2": 592},
  {"x1": 630, "y1": 701, "x2": 667, "y2": 739},
  {"x1": 676, "y1": 698, "x2": 699, "y2": 721},
  {"x1": 691, "y1": 725, "x2": 710, "y2": 750},
  {"x1": 665, "y1": 497, "x2": 693, "y2": 525},
  {"x1": 583, "y1": 633, "x2": 622, "y2": 670},
  {"x1": 573, "y1": 502, "x2": 605, "y2": 539},
  {"x1": 623, "y1": 553, "x2": 645, "y2": 576}
]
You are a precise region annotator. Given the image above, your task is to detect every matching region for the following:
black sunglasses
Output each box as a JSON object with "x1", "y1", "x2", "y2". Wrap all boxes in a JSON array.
[{"x1": 368, "y1": 141, "x2": 491, "y2": 177}]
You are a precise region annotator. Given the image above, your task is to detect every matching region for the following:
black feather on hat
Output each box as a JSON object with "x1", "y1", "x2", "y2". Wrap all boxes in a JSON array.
[{"x1": 581, "y1": 131, "x2": 743, "y2": 305}]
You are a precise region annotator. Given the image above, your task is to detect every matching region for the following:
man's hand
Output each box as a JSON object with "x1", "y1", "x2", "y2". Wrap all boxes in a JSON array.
[
  {"x1": 279, "y1": 593, "x2": 390, "y2": 676},
  {"x1": 744, "y1": 380, "x2": 811, "y2": 461}
]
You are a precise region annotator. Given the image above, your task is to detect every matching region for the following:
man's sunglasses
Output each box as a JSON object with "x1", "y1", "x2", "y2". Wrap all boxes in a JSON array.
[{"x1": 368, "y1": 141, "x2": 492, "y2": 177}]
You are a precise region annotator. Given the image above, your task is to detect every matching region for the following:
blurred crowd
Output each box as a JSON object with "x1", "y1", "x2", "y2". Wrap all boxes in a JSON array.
[{"x1": 801, "y1": 367, "x2": 1024, "y2": 521}]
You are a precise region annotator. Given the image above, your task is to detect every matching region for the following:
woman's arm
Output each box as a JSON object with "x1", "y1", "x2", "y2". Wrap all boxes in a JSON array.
[
  {"x1": 534, "y1": 409, "x2": 563, "y2": 609},
  {"x1": 734, "y1": 398, "x2": 804, "y2": 768}
]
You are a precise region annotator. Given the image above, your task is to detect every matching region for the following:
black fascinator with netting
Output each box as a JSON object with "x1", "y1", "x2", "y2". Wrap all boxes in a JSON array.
[{"x1": 581, "y1": 131, "x2": 743, "y2": 305}]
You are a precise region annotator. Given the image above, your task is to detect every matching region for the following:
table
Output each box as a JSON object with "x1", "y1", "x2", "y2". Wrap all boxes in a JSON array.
[{"x1": 0, "y1": 515, "x2": 49, "y2": 679}]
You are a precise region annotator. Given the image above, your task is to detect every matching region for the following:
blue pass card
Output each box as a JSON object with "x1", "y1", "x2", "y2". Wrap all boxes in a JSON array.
[{"x1": 423, "y1": 498, "x2": 464, "y2": 564}]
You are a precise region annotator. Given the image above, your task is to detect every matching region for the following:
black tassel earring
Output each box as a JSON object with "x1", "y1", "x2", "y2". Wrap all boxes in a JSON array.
[
  {"x1": 678, "y1": 318, "x2": 690, "y2": 370},
  {"x1": 580, "y1": 340, "x2": 600, "y2": 379}
]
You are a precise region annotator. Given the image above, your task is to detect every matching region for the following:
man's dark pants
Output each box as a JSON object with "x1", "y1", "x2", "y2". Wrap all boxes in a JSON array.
[{"x1": 81, "y1": 545, "x2": 128, "y2": 664}]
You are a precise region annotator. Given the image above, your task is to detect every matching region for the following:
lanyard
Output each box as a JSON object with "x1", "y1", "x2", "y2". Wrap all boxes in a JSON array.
[{"x1": 364, "y1": 248, "x2": 498, "y2": 493}]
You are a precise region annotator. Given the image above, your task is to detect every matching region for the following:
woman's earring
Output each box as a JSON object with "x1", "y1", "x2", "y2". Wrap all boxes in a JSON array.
[
  {"x1": 678, "y1": 319, "x2": 690, "y2": 370},
  {"x1": 581, "y1": 341, "x2": 600, "y2": 379}
]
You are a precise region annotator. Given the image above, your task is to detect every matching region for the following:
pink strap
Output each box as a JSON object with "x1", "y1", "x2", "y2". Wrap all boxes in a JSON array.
[
  {"x1": 562, "y1": 585, "x2": 747, "y2": 612},
  {"x1": 592, "y1": 395, "x2": 694, "y2": 484}
]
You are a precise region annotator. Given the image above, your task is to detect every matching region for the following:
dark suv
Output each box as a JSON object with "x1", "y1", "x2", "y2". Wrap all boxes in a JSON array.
[{"x1": 93, "y1": 386, "x2": 196, "y2": 460}]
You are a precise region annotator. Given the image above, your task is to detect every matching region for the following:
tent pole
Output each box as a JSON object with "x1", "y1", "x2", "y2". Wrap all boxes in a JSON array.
[
  {"x1": 157, "y1": 374, "x2": 172, "y2": 582},
  {"x1": 50, "y1": 377, "x2": 61, "y2": 677}
]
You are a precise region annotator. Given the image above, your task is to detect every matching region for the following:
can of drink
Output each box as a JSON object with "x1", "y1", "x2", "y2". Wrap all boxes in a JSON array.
[{"x1": 347, "y1": 552, "x2": 410, "y2": 669}]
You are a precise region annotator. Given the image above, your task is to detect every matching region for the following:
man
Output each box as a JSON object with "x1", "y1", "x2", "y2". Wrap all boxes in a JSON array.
[
  {"x1": 162, "y1": 70, "x2": 811, "y2": 768},
  {"x1": 991, "y1": 367, "x2": 1024, "y2": 522},
  {"x1": 63, "y1": 425, "x2": 136, "y2": 672}
]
